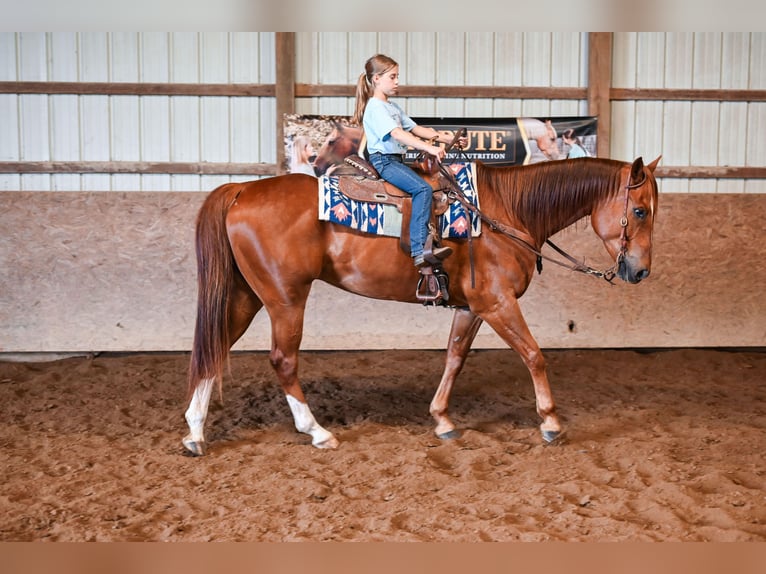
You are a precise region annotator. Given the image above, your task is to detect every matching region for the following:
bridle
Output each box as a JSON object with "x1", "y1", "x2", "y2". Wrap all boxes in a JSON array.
[
  {"x1": 612, "y1": 168, "x2": 648, "y2": 274},
  {"x1": 438, "y1": 150, "x2": 647, "y2": 286}
]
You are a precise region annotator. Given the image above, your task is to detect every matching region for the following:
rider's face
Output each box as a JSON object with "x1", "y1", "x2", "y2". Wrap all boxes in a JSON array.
[{"x1": 374, "y1": 66, "x2": 399, "y2": 98}]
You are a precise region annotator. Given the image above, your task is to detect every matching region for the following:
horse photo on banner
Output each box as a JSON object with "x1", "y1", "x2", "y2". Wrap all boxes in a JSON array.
[{"x1": 283, "y1": 114, "x2": 362, "y2": 177}]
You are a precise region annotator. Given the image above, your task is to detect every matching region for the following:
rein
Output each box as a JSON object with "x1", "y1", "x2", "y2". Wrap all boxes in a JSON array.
[{"x1": 437, "y1": 155, "x2": 645, "y2": 287}]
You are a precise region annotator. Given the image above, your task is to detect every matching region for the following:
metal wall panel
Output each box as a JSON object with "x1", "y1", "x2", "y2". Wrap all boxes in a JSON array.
[
  {"x1": 294, "y1": 32, "x2": 590, "y2": 119},
  {"x1": 80, "y1": 33, "x2": 109, "y2": 82},
  {"x1": 0, "y1": 33, "x2": 17, "y2": 81},
  {"x1": 81, "y1": 95, "x2": 110, "y2": 161},
  {"x1": 751, "y1": 33, "x2": 766, "y2": 88},
  {"x1": 0, "y1": 32, "x2": 275, "y2": 192},
  {"x1": 0, "y1": 94, "x2": 19, "y2": 161},
  {"x1": 141, "y1": 96, "x2": 171, "y2": 161},
  {"x1": 18, "y1": 32, "x2": 46, "y2": 81},
  {"x1": 201, "y1": 97, "x2": 230, "y2": 163},
  {"x1": 200, "y1": 32, "x2": 228, "y2": 83},
  {"x1": 522, "y1": 33, "x2": 552, "y2": 87},
  {"x1": 49, "y1": 33, "x2": 78, "y2": 81},
  {"x1": 110, "y1": 33, "x2": 139, "y2": 82},
  {"x1": 612, "y1": 32, "x2": 765, "y2": 193},
  {"x1": 19, "y1": 94, "x2": 48, "y2": 160},
  {"x1": 50, "y1": 95, "x2": 79, "y2": 161},
  {"x1": 2, "y1": 32, "x2": 764, "y2": 194},
  {"x1": 1, "y1": 33, "x2": 765, "y2": 353},
  {"x1": 139, "y1": 33, "x2": 169, "y2": 82}
]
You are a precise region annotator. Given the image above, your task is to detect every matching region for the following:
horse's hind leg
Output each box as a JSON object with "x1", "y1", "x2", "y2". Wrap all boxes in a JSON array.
[
  {"x1": 268, "y1": 303, "x2": 339, "y2": 449},
  {"x1": 183, "y1": 276, "x2": 262, "y2": 456},
  {"x1": 430, "y1": 308, "x2": 484, "y2": 439},
  {"x1": 183, "y1": 377, "x2": 215, "y2": 455}
]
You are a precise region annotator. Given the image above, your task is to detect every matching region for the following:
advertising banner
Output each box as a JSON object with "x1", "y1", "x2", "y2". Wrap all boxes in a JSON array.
[{"x1": 284, "y1": 114, "x2": 597, "y2": 177}]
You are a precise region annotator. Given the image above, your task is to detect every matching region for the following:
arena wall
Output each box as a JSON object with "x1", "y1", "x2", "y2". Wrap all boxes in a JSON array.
[
  {"x1": 1, "y1": 32, "x2": 764, "y2": 352},
  {"x1": 1, "y1": 191, "x2": 763, "y2": 352}
]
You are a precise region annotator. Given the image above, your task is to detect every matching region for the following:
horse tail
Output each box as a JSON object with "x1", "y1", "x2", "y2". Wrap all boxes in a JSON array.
[{"x1": 187, "y1": 182, "x2": 242, "y2": 400}]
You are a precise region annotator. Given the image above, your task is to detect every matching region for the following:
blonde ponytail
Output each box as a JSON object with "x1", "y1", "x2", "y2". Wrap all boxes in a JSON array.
[{"x1": 352, "y1": 71, "x2": 371, "y2": 125}]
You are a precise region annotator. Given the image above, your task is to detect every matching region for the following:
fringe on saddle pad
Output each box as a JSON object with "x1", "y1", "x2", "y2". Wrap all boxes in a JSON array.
[{"x1": 317, "y1": 162, "x2": 481, "y2": 239}]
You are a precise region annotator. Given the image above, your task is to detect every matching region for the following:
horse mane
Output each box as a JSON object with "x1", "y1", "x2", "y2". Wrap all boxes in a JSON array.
[{"x1": 475, "y1": 158, "x2": 626, "y2": 246}]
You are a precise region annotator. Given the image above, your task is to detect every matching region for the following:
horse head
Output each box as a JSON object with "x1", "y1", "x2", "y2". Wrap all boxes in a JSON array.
[
  {"x1": 591, "y1": 156, "x2": 661, "y2": 284},
  {"x1": 535, "y1": 134, "x2": 561, "y2": 160},
  {"x1": 519, "y1": 118, "x2": 561, "y2": 161},
  {"x1": 312, "y1": 121, "x2": 362, "y2": 176}
]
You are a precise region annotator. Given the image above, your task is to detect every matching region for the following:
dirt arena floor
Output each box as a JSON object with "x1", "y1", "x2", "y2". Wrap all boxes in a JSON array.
[{"x1": 0, "y1": 348, "x2": 764, "y2": 542}]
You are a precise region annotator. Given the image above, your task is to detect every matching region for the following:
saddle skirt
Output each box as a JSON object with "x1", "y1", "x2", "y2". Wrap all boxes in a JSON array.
[{"x1": 318, "y1": 162, "x2": 481, "y2": 239}]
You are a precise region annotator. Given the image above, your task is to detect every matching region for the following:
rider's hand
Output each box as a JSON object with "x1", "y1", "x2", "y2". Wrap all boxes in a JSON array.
[{"x1": 428, "y1": 144, "x2": 446, "y2": 161}]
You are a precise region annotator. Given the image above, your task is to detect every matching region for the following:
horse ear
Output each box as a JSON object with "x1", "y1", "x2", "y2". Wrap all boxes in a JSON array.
[
  {"x1": 646, "y1": 155, "x2": 662, "y2": 173},
  {"x1": 630, "y1": 157, "x2": 645, "y2": 184}
]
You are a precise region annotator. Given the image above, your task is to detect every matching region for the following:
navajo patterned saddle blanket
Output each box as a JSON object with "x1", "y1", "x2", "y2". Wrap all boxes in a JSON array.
[{"x1": 318, "y1": 162, "x2": 481, "y2": 239}]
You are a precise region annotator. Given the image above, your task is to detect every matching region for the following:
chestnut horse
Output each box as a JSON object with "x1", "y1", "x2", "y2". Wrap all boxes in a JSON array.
[{"x1": 183, "y1": 156, "x2": 660, "y2": 455}]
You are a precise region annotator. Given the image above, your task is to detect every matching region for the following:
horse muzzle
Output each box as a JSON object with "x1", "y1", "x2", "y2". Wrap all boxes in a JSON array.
[{"x1": 617, "y1": 256, "x2": 651, "y2": 284}]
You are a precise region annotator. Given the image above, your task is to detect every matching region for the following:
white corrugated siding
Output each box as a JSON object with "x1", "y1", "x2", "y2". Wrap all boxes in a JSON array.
[
  {"x1": 295, "y1": 32, "x2": 589, "y2": 118},
  {"x1": 0, "y1": 32, "x2": 275, "y2": 192},
  {"x1": 612, "y1": 32, "x2": 765, "y2": 193},
  {"x1": 1, "y1": 32, "x2": 763, "y2": 193}
]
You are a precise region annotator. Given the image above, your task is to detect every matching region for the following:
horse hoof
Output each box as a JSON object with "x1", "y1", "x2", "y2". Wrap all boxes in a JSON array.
[
  {"x1": 314, "y1": 435, "x2": 339, "y2": 449},
  {"x1": 182, "y1": 436, "x2": 207, "y2": 456},
  {"x1": 541, "y1": 429, "x2": 566, "y2": 445},
  {"x1": 437, "y1": 429, "x2": 462, "y2": 440}
]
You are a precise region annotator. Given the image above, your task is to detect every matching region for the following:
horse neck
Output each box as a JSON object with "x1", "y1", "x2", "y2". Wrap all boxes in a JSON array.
[{"x1": 478, "y1": 159, "x2": 624, "y2": 246}]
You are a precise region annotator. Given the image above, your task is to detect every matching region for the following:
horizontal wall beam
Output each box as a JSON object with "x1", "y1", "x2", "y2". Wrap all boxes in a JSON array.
[
  {"x1": 654, "y1": 166, "x2": 766, "y2": 179},
  {"x1": 0, "y1": 81, "x2": 275, "y2": 97},
  {"x1": 0, "y1": 161, "x2": 277, "y2": 176},
  {"x1": 6, "y1": 82, "x2": 764, "y2": 104},
  {"x1": 3, "y1": 162, "x2": 764, "y2": 179},
  {"x1": 295, "y1": 84, "x2": 588, "y2": 100},
  {"x1": 2, "y1": 82, "x2": 587, "y2": 100},
  {"x1": 611, "y1": 88, "x2": 766, "y2": 102}
]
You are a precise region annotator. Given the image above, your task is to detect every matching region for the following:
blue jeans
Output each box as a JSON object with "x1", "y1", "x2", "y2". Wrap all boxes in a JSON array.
[{"x1": 369, "y1": 153, "x2": 432, "y2": 257}]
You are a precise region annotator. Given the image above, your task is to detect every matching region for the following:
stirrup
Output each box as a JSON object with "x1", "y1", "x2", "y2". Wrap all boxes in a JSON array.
[{"x1": 416, "y1": 265, "x2": 450, "y2": 306}]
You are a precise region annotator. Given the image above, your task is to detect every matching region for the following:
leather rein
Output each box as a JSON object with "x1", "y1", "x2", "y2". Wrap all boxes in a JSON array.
[{"x1": 436, "y1": 145, "x2": 646, "y2": 287}]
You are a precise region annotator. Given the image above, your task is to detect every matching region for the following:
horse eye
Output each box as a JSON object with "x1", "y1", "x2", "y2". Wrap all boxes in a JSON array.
[{"x1": 633, "y1": 207, "x2": 647, "y2": 220}]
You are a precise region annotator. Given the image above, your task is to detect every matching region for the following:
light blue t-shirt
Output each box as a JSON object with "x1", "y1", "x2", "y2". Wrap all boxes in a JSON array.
[
  {"x1": 567, "y1": 143, "x2": 588, "y2": 159},
  {"x1": 363, "y1": 98, "x2": 417, "y2": 155}
]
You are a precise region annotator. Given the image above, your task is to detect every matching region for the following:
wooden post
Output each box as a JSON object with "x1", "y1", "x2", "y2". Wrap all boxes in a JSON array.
[
  {"x1": 588, "y1": 33, "x2": 613, "y2": 159},
  {"x1": 275, "y1": 33, "x2": 296, "y2": 176}
]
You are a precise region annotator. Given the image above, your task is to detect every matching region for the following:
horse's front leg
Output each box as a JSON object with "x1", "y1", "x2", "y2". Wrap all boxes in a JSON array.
[
  {"x1": 430, "y1": 307, "x2": 484, "y2": 439},
  {"x1": 482, "y1": 299, "x2": 564, "y2": 443}
]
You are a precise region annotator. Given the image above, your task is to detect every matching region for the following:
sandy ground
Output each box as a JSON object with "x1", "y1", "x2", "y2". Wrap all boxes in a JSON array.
[{"x1": 0, "y1": 348, "x2": 764, "y2": 542}]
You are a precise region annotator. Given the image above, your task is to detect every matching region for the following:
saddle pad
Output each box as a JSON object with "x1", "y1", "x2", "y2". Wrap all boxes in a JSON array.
[{"x1": 318, "y1": 162, "x2": 481, "y2": 239}]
